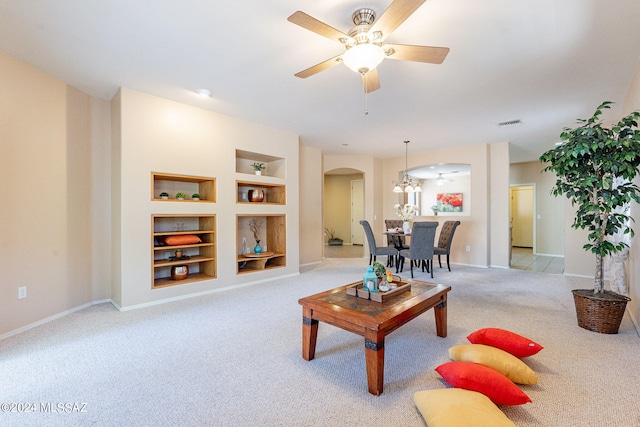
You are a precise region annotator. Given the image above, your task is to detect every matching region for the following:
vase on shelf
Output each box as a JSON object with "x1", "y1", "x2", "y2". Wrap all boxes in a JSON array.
[
  {"x1": 171, "y1": 265, "x2": 189, "y2": 280},
  {"x1": 254, "y1": 240, "x2": 262, "y2": 254},
  {"x1": 402, "y1": 221, "x2": 411, "y2": 234},
  {"x1": 248, "y1": 189, "x2": 264, "y2": 203}
]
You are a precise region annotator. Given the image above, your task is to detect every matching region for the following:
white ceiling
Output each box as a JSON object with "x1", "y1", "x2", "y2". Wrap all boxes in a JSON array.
[{"x1": 1, "y1": 0, "x2": 639, "y2": 163}]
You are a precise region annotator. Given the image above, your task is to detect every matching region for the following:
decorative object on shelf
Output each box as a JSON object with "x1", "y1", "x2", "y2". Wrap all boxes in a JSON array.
[
  {"x1": 170, "y1": 265, "x2": 189, "y2": 280},
  {"x1": 540, "y1": 101, "x2": 640, "y2": 333},
  {"x1": 191, "y1": 193, "x2": 200, "y2": 200},
  {"x1": 159, "y1": 192, "x2": 169, "y2": 199},
  {"x1": 175, "y1": 249, "x2": 183, "y2": 258},
  {"x1": 437, "y1": 193, "x2": 463, "y2": 212},
  {"x1": 175, "y1": 192, "x2": 186, "y2": 200},
  {"x1": 324, "y1": 227, "x2": 343, "y2": 246},
  {"x1": 248, "y1": 218, "x2": 264, "y2": 254},
  {"x1": 251, "y1": 162, "x2": 265, "y2": 175},
  {"x1": 363, "y1": 265, "x2": 378, "y2": 293},
  {"x1": 248, "y1": 189, "x2": 265, "y2": 203},
  {"x1": 431, "y1": 205, "x2": 439, "y2": 216},
  {"x1": 392, "y1": 141, "x2": 422, "y2": 193}
]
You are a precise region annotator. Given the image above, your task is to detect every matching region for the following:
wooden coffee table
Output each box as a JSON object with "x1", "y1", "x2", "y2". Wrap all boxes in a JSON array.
[{"x1": 298, "y1": 279, "x2": 451, "y2": 395}]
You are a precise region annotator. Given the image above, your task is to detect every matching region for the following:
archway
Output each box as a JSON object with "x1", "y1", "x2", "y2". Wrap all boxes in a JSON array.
[{"x1": 324, "y1": 168, "x2": 365, "y2": 258}]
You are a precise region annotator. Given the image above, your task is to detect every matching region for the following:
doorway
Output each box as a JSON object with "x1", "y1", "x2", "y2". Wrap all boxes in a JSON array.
[
  {"x1": 510, "y1": 185, "x2": 534, "y2": 248},
  {"x1": 323, "y1": 170, "x2": 364, "y2": 258}
]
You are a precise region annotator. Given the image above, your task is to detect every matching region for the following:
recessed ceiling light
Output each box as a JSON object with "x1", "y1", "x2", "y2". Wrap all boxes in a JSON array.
[{"x1": 196, "y1": 88, "x2": 211, "y2": 97}]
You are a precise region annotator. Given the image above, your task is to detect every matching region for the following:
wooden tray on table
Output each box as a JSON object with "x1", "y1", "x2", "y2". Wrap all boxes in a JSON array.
[{"x1": 346, "y1": 280, "x2": 411, "y2": 302}]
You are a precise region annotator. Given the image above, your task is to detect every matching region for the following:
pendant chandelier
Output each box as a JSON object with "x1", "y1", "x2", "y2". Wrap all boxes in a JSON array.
[{"x1": 392, "y1": 141, "x2": 422, "y2": 193}]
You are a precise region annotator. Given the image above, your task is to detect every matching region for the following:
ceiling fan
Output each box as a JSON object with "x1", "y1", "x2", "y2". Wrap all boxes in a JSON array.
[
  {"x1": 287, "y1": 0, "x2": 450, "y2": 93},
  {"x1": 435, "y1": 172, "x2": 456, "y2": 185}
]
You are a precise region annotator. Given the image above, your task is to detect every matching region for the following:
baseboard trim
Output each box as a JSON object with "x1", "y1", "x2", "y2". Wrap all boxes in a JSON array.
[
  {"x1": 114, "y1": 272, "x2": 301, "y2": 312},
  {"x1": 0, "y1": 299, "x2": 107, "y2": 341}
]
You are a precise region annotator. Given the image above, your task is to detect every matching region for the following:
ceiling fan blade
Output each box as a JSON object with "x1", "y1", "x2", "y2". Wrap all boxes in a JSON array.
[
  {"x1": 288, "y1": 11, "x2": 351, "y2": 44},
  {"x1": 369, "y1": 0, "x2": 426, "y2": 42},
  {"x1": 294, "y1": 54, "x2": 343, "y2": 78},
  {"x1": 362, "y1": 69, "x2": 381, "y2": 93},
  {"x1": 383, "y1": 43, "x2": 449, "y2": 64}
]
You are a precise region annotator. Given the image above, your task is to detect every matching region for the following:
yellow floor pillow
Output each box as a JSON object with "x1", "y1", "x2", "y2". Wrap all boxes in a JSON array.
[{"x1": 414, "y1": 388, "x2": 516, "y2": 427}]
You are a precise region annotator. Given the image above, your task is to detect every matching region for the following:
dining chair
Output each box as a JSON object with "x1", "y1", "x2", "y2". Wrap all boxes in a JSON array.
[
  {"x1": 359, "y1": 220, "x2": 398, "y2": 267},
  {"x1": 384, "y1": 219, "x2": 409, "y2": 267},
  {"x1": 397, "y1": 221, "x2": 439, "y2": 278},
  {"x1": 434, "y1": 220, "x2": 461, "y2": 271}
]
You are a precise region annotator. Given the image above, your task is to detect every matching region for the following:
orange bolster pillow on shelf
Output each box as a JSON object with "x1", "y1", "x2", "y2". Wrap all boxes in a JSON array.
[{"x1": 163, "y1": 235, "x2": 202, "y2": 246}]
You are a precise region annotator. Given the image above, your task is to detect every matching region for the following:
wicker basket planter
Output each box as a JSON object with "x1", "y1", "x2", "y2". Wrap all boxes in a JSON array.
[{"x1": 572, "y1": 289, "x2": 630, "y2": 334}]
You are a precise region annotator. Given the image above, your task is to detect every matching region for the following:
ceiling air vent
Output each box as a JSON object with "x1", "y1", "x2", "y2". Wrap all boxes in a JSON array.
[{"x1": 497, "y1": 119, "x2": 522, "y2": 128}]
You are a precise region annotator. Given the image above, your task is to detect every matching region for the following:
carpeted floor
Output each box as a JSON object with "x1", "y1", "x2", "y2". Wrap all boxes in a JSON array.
[{"x1": 1, "y1": 259, "x2": 639, "y2": 426}]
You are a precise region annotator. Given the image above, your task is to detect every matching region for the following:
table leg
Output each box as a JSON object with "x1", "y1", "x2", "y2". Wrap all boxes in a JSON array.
[
  {"x1": 302, "y1": 307, "x2": 318, "y2": 361},
  {"x1": 364, "y1": 331, "x2": 385, "y2": 396},
  {"x1": 434, "y1": 298, "x2": 448, "y2": 338}
]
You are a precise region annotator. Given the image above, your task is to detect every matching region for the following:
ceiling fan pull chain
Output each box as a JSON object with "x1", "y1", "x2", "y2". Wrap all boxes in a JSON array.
[{"x1": 364, "y1": 74, "x2": 369, "y2": 115}]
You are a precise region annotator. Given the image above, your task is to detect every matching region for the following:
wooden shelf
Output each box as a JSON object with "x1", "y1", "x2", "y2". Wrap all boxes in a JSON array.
[
  {"x1": 237, "y1": 253, "x2": 286, "y2": 273},
  {"x1": 152, "y1": 214, "x2": 216, "y2": 288},
  {"x1": 236, "y1": 215, "x2": 286, "y2": 274},
  {"x1": 152, "y1": 172, "x2": 216, "y2": 202},
  {"x1": 236, "y1": 180, "x2": 286, "y2": 204}
]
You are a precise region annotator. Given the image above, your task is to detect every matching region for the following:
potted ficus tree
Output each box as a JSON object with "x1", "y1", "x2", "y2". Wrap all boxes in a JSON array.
[{"x1": 540, "y1": 101, "x2": 640, "y2": 333}]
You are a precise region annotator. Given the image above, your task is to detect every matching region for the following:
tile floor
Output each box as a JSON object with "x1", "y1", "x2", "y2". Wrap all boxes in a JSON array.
[
  {"x1": 510, "y1": 246, "x2": 565, "y2": 274},
  {"x1": 324, "y1": 245, "x2": 565, "y2": 274}
]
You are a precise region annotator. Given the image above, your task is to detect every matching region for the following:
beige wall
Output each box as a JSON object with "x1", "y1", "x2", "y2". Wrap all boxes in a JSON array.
[
  {"x1": 299, "y1": 145, "x2": 323, "y2": 266},
  {"x1": 381, "y1": 142, "x2": 509, "y2": 268},
  {"x1": 0, "y1": 52, "x2": 110, "y2": 337},
  {"x1": 622, "y1": 60, "x2": 640, "y2": 327},
  {"x1": 112, "y1": 88, "x2": 300, "y2": 309},
  {"x1": 510, "y1": 161, "x2": 565, "y2": 256}
]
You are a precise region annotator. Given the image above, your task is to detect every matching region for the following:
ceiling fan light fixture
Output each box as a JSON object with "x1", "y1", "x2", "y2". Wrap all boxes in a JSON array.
[{"x1": 342, "y1": 43, "x2": 385, "y2": 74}]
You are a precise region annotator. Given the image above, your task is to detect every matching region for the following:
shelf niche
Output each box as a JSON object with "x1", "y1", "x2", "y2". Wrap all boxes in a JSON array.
[
  {"x1": 152, "y1": 172, "x2": 216, "y2": 202},
  {"x1": 237, "y1": 214, "x2": 286, "y2": 274},
  {"x1": 236, "y1": 149, "x2": 286, "y2": 179},
  {"x1": 236, "y1": 181, "x2": 285, "y2": 204},
  {"x1": 152, "y1": 214, "x2": 216, "y2": 288}
]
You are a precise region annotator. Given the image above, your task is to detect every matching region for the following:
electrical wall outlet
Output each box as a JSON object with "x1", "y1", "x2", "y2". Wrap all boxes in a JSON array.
[
  {"x1": 18, "y1": 286, "x2": 27, "y2": 299},
  {"x1": 466, "y1": 245, "x2": 471, "y2": 252}
]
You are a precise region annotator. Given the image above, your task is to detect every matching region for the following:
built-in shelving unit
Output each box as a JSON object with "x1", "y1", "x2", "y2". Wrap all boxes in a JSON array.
[
  {"x1": 152, "y1": 172, "x2": 216, "y2": 202},
  {"x1": 152, "y1": 214, "x2": 216, "y2": 288},
  {"x1": 237, "y1": 214, "x2": 286, "y2": 274},
  {"x1": 235, "y1": 150, "x2": 286, "y2": 178},
  {"x1": 236, "y1": 180, "x2": 286, "y2": 204}
]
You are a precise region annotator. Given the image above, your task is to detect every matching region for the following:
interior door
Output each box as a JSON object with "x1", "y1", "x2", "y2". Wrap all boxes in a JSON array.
[
  {"x1": 511, "y1": 185, "x2": 534, "y2": 247},
  {"x1": 351, "y1": 179, "x2": 364, "y2": 245}
]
